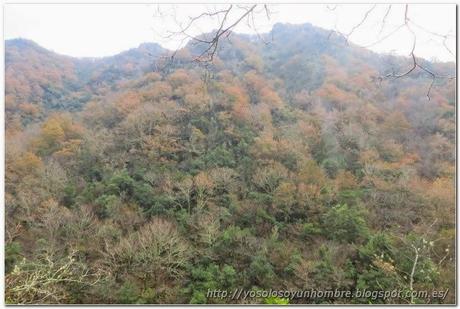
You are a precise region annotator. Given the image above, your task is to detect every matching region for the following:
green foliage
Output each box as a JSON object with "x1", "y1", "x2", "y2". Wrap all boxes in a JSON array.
[
  {"x1": 5, "y1": 23, "x2": 455, "y2": 304},
  {"x1": 5, "y1": 242, "x2": 22, "y2": 274},
  {"x1": 337, "y1": 189, "x2": 363, "y2": 206},
  {"x1": 249, "y1": 255, "x2": 275, "y2": 287},
  {"x1": 215, "y1": 226, "x2": 251, "y2": 254},
  {"x1": 117, "y1": 282, "x2": 140, "y2": 304},
  {"x1": 204, "y1": 145, "x2": 236, "y2": 168},
  {"x1": 186, "y1": 263, "x2": 237, "y2": 304},
  {"x1": 301, "y1": 223, "x2": 322, "y2": 239},
  {"x1": 106, "y1": 171, "x2": 134, "y2": 196},
  {"x1": 358, "y1": 233, "x2": 394, "y2": 263},
  {"x1": 131, "y1": 181, "x2": 155, "y2": 208},
  {"x1": 116, "y1": 282, "x2": 157, "y2": 304},
  {"x1": 312, "y1": 245, "x2": 336, "y2": 286},
  {"x1": 62, "y1": 184, "x2": 77, "y2": 207},
  {"x1": 322, "y1": 158, "x2": 342, "y2": 178},
  {"x1": 94, "y1": 194, "x2": 120, "y2": 218},
  {"x1": 322, "y1": 204, "x2": 369, "y2": 243},
  {"x1": 190, "y1": 291, "x2": 207, "y2": 304},
  {"x1": 264, "y1": 296, "x2": 290, "y2": 304}
]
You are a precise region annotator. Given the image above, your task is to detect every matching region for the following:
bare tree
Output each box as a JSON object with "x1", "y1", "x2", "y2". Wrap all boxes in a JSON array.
[{"x1": 6, "y1": 251, "x2": 100, "y2": 304}]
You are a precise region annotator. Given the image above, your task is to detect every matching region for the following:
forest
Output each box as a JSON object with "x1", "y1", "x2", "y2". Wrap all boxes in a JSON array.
[{"x1": 5, "y1": 22, "x2": 456, "y2": 304}]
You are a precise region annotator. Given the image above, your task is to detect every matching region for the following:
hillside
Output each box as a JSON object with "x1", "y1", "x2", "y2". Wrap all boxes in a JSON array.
[
  {"x1": 5, "y1": 39, "x2": 166, "y2": 125},
  {"x1": 5, "y1": 23, "x2": 456, "y2": 304}
]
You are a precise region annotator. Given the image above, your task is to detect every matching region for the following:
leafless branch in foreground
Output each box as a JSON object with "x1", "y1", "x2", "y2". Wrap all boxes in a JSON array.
[
  {"x1": 378, "y1": 5, "x2": 392, "y2": 36},
  {"x1": 378, "y1": 5, "x2": 455, "y2": 100},
  {"x1": 152, "y1": 4, "x2": 455, "y2": 98},
  {"x1": 155, "y1": 4, "x2": 270, "y2": 65},
  {"x1": 344, "y1": 4, "x2": 376, "y2": 43}
]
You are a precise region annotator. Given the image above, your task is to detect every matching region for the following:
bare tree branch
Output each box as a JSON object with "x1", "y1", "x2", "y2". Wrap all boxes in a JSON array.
[
  {"x1": 153, "y1": 3, "x2": 455, "y2": 97},
  {"x1": 409, "y1": 244, "x2": 419, "y2": 304},
  {"x1": 344, "y1": 4, "x2": 376, "y2": 43},
  {"x1": 378, "y1": 5, "x2": 392, "y2": 36},
  {"x1": 379, "y1": 4, "x2": 455, "y2": 100}
]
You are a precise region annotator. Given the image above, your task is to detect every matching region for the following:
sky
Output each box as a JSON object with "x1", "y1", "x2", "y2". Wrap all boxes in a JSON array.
[{"x1": 4, "y1": 3, "x2": 456, "y2": 62}]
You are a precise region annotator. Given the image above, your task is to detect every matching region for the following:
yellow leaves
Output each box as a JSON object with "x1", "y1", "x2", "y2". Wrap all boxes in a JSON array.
[
  {"x1": 378, "y1": 139, "x2": 405, "y2": 163},
  {"x1": 383, "y1": 111, "x2": 411, "y2": 135},
  {"x1": 400, "y1": 153, "x2": 420, "y2": 166},
  {"x1": 42, "y1": 118, "x2": 66, "y2": 143},
  {"x1": 316, "y1": 83, "x2": 357, "y2": 107},
  {"x1": 46, "y1": 114, "x2": 83, "y2": 139},
  {"x1": 360, "y1": 149, "x2": 380, "y2": 165},
  {"x1": 292, "y1": 90, "x2": 313, "y2": 110},
  {"x1": 244, "y1": 70, "x2": 265, "y2": 92},
  {"x1": 362, "y1": 149, "x2": 420, "y2": 192},
  {"x1": 184, "y1": 93, "x2": 209, "y2": 110},
  {"x1": 223, "y1": 85, "x2": 250, "y2": 105},
  {"x1": 244, "y1": 70, "x2": 284, "y2": 108},
  {"x1": 297, "y1": 160, "x2": 326, "y2": 186},
  {"x1": 297, "y1": 182, "x2": 323, "y2": 202},
  {"x1": 334, "y1": 170, "x2": 358, "y2": 191},
  {"x1": 115, "y1": 91, "x2": 142, "y2": 115},
  {"x1": 406, "y1": 176, "x2": 454, "y2": 226},
  {"x1": 372, "y1": 255, "x2": 396, "y2": 275},
  {"x1": 14, "y1": 152, "x2": 43, "y2": 176},
  {"x1": 436, "y1": 161, "x2": 455, "y2": 179},
  {"x1": 53, "y1": 139, "x2": 82, "y2": 160},
  {"x1": 260, "y1": 87, "x2": 283, "y2": 109},
  {"x1": 144, "y1": 123, "x2": 182, "y2": 159},
  {"x1": 428, "y1": 177, "x2": 454, "y2": 205},
  {"x1": 143, "y1": 72, "x2": 162, "y2": 83},
  {"x1": 217, "y1": 83, "x2": 252, "y2": 121},
  {"x1": 168, "y1": 69, "x2": 191, "y2": 88},
  {"x1": 189, "y1": 127, "x2": 206, "y2": 153},
  {"x1": 274, "y1": 181, "x2": 297, "y2": 207},
  {"x1": 297, "y1": 120, "x2": 320, "y2": 142},
  {"x1": 194, "y1": 171, "x2": 214, "y2": 192},
  {"x1": 348, "y1": 67, "x2": 376, "y2": 90},
  {"x1": 245, "y1": 54, "x2": 264, "y2": 72},
  {"x1": 251, "y1": 129, "x2": 276, "y2": 160},
  {"x1": 33, "y1": 114, "x2": 84, "y2": 157},
  {"x1": 251, "y1": 127, "x2": 306, "y2": 166},
  {"x1": 170, "y1": 80, "x2": 209, "y2": 111},
  {"x1": 249, "y1": 103, "x2": 273, "y2": 131},
  {"x1": 130, "y1": 72, "x2": 162, "y2": 89},
  {"x1": 143, "y1": 81, "x2": 172, "y2": 101},
  {"x1": 40, "y1": 198, "x2": 60, "y2": 210}
]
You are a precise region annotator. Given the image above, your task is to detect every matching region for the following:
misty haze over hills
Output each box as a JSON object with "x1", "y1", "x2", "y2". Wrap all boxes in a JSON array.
[
  {"x1": 5, "y1": 23, "x2": 455, "y2": 118},
  {"x1": 5, "y1": 22, "x2": 456, "y2": 304}
]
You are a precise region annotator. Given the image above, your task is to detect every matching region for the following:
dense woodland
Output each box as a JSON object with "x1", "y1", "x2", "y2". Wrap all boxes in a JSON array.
[{"x1": 5, "y1": 23, "x2": 456, "y2": 304}]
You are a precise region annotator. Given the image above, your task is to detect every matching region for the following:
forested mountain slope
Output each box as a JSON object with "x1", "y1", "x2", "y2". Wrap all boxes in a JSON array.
[
  {"x1": 6, "y1": 39, "x2": 166, "y2": 125},
  {"x1": 5, "y1": 23, "x2": 456, "y2": 304}
]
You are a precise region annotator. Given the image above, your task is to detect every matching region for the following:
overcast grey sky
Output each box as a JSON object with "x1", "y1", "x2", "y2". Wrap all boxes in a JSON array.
[{"x1": 4, "y1": 3, "x2": 456, "y2": 62}]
